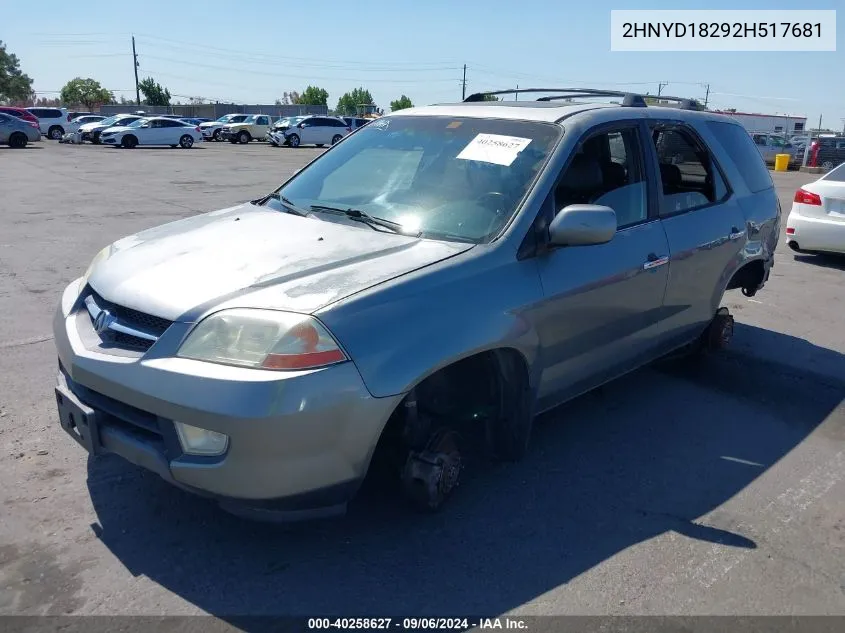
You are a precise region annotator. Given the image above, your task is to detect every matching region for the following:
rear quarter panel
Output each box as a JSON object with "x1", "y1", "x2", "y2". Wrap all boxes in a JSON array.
[{"x1": 693, "y1": 118, "x2": 781, "y2": 282}]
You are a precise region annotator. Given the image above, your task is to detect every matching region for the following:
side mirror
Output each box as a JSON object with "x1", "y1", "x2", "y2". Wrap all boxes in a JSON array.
[
  {"x1": 297, "y1": 123, "x2": 305, "y2": 128},
  {"x1": 548, "y1": 204, "x2": 616, "y2": 247},
  {"x1": 141, "y1": 123, "x2": 150, "y2": 128}
]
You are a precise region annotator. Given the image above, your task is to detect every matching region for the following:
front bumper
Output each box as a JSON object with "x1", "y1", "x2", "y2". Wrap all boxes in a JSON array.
[
  {"x1": 101, "y1": 136, "x2": 118, "y2": 144},
  {"x1": 53, "y1": 280, "x2": 403, "y2": 519}
]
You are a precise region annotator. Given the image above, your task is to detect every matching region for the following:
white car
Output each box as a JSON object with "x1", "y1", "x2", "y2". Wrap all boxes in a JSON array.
[
  {"x1": 26, "y1": 107, "x2": 71, "y2": 140},
  {"x1": 67, "y1": 115, "x2": 106, "y2": 133},
  {"x1": 786, "y1": 162, "x2": 845, "y2": 255},
  {"x1": 99, "y1": 117, "x2": 204, "y2": 149},
  {"x1": 199, "y1": 113, "x2": 249, "y2": 141},
  {"x1": 281, "y1": 116, "x2": 351, "y2": 147}
]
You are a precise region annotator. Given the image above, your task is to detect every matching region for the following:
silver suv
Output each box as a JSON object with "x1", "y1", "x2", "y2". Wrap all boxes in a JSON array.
[{"x1": 53, "y1": 88, "x2": 780, "y2": 520}]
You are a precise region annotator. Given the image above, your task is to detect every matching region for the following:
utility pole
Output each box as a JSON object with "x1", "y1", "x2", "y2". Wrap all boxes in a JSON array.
[
  {"x1": 132, "y1": 36, "x2": 140, "y2": 106},
  {"x1": 658, "y1": 81, "x2": 668, "y2": 96},
  {"x1": 703, "y1": 83, "x2": 710, "y2": 109},
  {"x1": 515, "y1": 84, "x2": 518, "y2": 101},
  {"x1": 461, "y1": 64, "x2": 467, "y2": 101}
]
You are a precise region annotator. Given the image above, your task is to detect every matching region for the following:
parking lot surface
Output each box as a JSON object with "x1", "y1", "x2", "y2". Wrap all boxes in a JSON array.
[{"x1": 0, "y1": 142, "x2": 843, "y2": 618}]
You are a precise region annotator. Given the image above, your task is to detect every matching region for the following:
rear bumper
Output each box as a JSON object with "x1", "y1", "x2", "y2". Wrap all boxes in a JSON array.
[{"x1": 786, "y1": 209, "x2": 845, "y2": 254}]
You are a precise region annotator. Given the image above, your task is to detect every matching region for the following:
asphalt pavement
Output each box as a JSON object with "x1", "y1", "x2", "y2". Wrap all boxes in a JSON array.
[{"x1": 0, "y1": 142, "x2": 843, "y2": 620}]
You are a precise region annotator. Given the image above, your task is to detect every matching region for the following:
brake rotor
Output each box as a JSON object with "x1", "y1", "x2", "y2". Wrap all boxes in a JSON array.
[{"x1": 401, "y1": 429, "x2": 462, "y2": 512}]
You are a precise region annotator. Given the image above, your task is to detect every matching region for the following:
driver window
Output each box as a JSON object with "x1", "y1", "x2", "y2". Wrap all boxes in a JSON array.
[{"x1": 554, "y1": 127, "x2": 647, "y2": 229}]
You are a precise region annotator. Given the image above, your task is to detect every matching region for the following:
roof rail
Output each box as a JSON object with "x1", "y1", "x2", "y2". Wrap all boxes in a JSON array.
[{"x1": 463, "y1": 88, "x2": 702, "y2": 110}]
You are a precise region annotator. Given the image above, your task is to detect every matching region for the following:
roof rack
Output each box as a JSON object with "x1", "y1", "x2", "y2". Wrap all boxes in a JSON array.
[{"x1": 463, "y1": 88, "x2": 702, "y2": 110}]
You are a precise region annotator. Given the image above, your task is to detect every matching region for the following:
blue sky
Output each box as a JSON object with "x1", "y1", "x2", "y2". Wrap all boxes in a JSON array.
[{"x1": 5, "y1": 0, "x2": 843, "y2": 128}]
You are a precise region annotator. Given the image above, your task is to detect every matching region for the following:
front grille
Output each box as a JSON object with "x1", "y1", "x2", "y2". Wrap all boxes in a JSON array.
[{"x1": 84, "y1": 287, "x2": 173, "y2": 352}]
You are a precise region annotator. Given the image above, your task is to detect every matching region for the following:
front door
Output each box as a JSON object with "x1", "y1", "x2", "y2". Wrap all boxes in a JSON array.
[
  {"x1": 534, "y1": 123, "x2": 670, "y2": 409},
  {"x1": 646, "y1": 122, "x2": 746, "y2": 346}
]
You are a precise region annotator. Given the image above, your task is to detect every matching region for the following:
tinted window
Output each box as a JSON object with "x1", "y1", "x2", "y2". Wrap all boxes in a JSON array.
[
  {"x1": 256, "y1": 116, "x2": 270, "y2": 125},
  {"x1": 651, "y1": 126, "x2": 728, "y2": 214},
  {"x1": 555, "y1": 127, "x2": 647, "y2": 229},
  {"x1": 707, "y1": 121, "x2": 773, "y2": 193},
  {"x1": 30, "y1": 109, "x2": 62, "y2": 118}
]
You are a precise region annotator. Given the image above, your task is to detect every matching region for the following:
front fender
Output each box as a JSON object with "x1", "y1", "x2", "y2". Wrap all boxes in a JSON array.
[{"x1": 318, "y1": 252, "x2": 545, "y2": 398}]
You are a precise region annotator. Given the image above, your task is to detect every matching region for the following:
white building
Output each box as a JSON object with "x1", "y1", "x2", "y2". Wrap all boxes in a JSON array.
[{"x1": 715, "y1": 110, "x2": 808, "y2": 136}]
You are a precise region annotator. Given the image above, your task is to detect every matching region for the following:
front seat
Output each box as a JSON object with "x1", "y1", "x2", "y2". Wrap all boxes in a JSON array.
[{"x1": 556, "y1": 154, "x2": 604, "y2": 207}]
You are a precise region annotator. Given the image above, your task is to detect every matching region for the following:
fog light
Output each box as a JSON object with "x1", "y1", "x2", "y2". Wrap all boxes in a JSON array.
[{"x1": 174, "y1": 421, "x2": 229, "y2": 456}]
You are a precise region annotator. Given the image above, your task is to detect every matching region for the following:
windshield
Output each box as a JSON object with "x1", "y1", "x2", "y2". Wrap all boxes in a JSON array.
[
  {"x1": 98, "y1": 115, "x2": 121, "y2": 126},
  {"x1": 216, "y1": 115, "x2": 233, "y2": 122},
  {"x1": 274, "y1": 116, "x2": 560, "y2": 243},
  {"x1": 126, "y1": 118, "x2": 148, "y2": 128}
]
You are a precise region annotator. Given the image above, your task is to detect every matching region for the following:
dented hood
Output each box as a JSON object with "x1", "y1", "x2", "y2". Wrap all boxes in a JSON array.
[{"x1": 87, "y1": 203, "x2": 471, "y2": 321}]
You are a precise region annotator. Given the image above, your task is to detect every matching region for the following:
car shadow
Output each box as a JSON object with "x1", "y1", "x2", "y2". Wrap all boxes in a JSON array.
[
  {"x1": 86, "y1": 322, "x2": 844, "y2": 621},
  {"x1": 792, "y1": 253, "x2": 845, "y2": 271},
  {"x1": 0, "y1": 145, "x2": 43, "y2": 150}
]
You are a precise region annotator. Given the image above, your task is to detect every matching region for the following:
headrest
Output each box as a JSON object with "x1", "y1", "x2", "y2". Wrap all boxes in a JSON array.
[
  {"x1": 659, "y1": 163, "x2": 682, "y2": 187},
  {"x1": 560, "y1": 154, "x2": 603, "y2": 190}
]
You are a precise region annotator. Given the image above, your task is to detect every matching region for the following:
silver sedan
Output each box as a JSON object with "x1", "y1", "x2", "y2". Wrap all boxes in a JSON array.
[{"x1": 0, "y1": 112, "x2": 41, "y2": 148}]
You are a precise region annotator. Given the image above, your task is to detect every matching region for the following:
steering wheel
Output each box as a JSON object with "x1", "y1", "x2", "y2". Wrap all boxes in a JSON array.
[{"x1": 475, "y1": 191, "x2": 509, "y2": 213}]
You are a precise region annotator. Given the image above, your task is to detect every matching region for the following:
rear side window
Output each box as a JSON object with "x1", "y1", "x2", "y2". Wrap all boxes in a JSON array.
[
  {"x1": 651, "y1": 126, "x2": 729, "y2": 215},
  {"x1": 707, "y1": 121, "x2": 773, "y2": 193},
  {"x1": 30, "y1": 108, "x2": 62, "y2": 118}
]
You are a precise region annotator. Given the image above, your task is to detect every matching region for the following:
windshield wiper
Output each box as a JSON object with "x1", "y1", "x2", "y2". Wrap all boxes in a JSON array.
[
  {"x1": 309, "y1": 204, "x2": 416, "y2": 235},
  {"x1": 256, "y1": 192, "x2": 308, "y2": 216}
]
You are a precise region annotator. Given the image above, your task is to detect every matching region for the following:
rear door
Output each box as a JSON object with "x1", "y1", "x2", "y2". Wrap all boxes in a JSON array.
[
  {"x1": 298, "y1": 118, "x2": 318, "y2": 145},
  {"x1": 254, "y1": 115, "x2": 270, "y2": 137},
  {"x1": 646, "y1": 121, "x2": 746, "y2": 347},
  {"x1": 534, "y1": 121, "x2": 671, "y2": 408}
]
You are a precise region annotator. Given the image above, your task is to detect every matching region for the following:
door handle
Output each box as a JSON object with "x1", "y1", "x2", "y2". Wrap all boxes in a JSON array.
[
  {"x1": 643, "y1": 253, "x2": 669, "y2": 270},
  {"x1": 729, "y1": 226, "x2": 745, "y2": 240}
]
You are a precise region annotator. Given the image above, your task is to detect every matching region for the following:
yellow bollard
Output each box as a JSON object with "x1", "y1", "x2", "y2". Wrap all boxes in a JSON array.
[{"x1": 774, "y1": 153, "x2": 790, "y2": 172}]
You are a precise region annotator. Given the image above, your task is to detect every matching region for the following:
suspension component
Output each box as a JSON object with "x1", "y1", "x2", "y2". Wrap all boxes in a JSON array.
[
  {"x1": 705, "y1": 307, "x2": 734, "y2": 351},
  {"x1": 401, "y1": 428, "x2": 462, "y2": 512}
]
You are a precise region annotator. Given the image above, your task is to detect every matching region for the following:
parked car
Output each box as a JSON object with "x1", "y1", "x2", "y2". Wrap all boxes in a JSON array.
[
  {"x1": 221, "y1": 114, "x2": 273, "y2": 143},
  {"x1": 751, "y1": 133, "x2": 798, "y2": 168},
  {"x1": 67, "y1": 115, "x2": 106, "y2": 133},
  {"x1": 281, "y1": 115, "x2": 351, "y2": 147},
  {"x1": 53, "y1": 90, "x2": 779, "y2": 520},
  {"x1": 99, "y1": 117, "x2": 203, "y2": 149},
  {"x1": 0, "y1": 106, "x2": 40, "y2": 128},
  {"x1": 0, "y1": 111, "x2": 41, "y2": 148},
  {"x1": 68, "y1": 111, "x2": 96, "y2": 121},
  {"x1": 342, "y1": 116, "x2": 370, "y2": 130},
  {"x1": 808, "y1": 136, "x2": 845, "y2": 171},
  {"x1": 266, "y1": 116, "x2": 309, "y2": 145},
  {"x1": 199, "y1": 114, "x2": 249, "y2": 141},
  {"x1": 786, "y1": 162, "x2": 845, "y2": 255},
  {"x1": 27, "y1": 107, "x2": 71, "y2": 140},
  {"x1": 80, "y1": 114, "x2": 144, "y2": 144}
]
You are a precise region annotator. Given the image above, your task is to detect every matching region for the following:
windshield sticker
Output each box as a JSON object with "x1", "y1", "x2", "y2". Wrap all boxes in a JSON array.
[
  {"x1": 446, "y1": 121, "x2": 462, "y2": 129},
  {"x1": 456, "y1": 134, "x2": 532, "y2": 166},
  {"x1": 370, "y1": 118, "x2": 390, "y2": 130}
]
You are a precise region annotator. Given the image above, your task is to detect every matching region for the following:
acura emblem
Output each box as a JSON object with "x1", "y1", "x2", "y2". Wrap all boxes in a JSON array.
[{"x1": 93, "y1": 309, "x2": 115, "y2": 334}]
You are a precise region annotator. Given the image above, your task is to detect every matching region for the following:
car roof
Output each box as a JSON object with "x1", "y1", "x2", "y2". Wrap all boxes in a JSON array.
[{"x1": 386, "y1": 99, "x2": 737, "y2": 126}]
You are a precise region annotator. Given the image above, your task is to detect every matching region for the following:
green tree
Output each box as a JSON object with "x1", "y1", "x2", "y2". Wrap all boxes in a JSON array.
[
  {"x1": 336, "y1": 87, "x2": 374, "y2": 116},
  {"x1": 390, "y1": 95, "x2": 413, "y2": 111},
  {"x1": 59, "y1": 77, "x2": 114, "y2": 110},
  {"x1": 0, "y1": 41, "x2": 34, "y2": 103},
  {"x1": 296, "y1": 85, "x2": 329, "y2": 106},
  {"x1": 138, "y1": 77, "x2": 171, "y2": 106}
]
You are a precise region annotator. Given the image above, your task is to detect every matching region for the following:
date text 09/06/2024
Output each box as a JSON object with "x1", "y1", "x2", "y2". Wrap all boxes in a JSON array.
[{"x1": 307, "y1": 617, "x2": 528, "y2": 630}]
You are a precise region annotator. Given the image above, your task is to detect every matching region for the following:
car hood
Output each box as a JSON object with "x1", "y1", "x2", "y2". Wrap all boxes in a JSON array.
[
  {"x1": 200, "y1": 121, "x2": 224, "y2": 127},
  {"x1": 87, "y1": 203, "x2": 472, "y2": 321}
]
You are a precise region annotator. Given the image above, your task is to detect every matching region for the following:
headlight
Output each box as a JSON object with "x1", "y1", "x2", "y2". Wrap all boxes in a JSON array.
[
  {"x1": 79, "y1": 244, "x2": 113, "y2": 294},
  {"x1": 177, "y1": 309, "x2": 348, "y2": 371}
]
